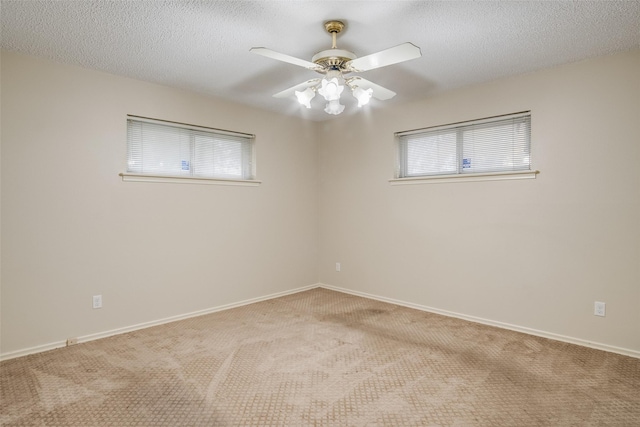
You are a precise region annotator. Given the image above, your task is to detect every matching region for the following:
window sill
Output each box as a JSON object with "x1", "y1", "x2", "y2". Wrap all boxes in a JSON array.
[
  {"x1": 119, "y1": 173, "x2": 262, "y2": 187},
  {"x1": 389, "y1": 170, "x2": 539, "y2": 185}
]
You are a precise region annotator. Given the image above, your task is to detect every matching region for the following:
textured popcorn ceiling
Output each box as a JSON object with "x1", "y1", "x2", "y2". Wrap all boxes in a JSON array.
[{"x1": 1, "y1": 1, "x2": 639, "y2": 121}]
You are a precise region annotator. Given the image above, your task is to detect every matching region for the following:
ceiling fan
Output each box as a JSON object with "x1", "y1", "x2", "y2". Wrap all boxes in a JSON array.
[{"x1": 250, "y1": 20, "x2": 421, "y2": 115}]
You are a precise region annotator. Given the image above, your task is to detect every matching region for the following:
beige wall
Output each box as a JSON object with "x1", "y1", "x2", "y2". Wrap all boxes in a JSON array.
[
  {"x1": 1, "y1": 51, "x2": 319, "y2": 356},
  {"x1": 318, "y1": 50, "x2": 640, "y2": 353},
  {"x1": 2, "y1": 49, "x2": 639, "y2": 358}
]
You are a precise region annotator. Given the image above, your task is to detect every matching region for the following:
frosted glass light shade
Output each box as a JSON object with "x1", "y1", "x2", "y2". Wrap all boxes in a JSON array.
[
  {"x1": 324, "y1": 99, "x2": 345, "y2": 115},
  {"x1": 318, "y1": 77, "x2": 344, "y2": 101},
  {"x1": 294, "y1": 87, "x2": 315, "y2": 108},
  {"x1": 352, "y1": 86, "x2": 373, "y2": 107}
]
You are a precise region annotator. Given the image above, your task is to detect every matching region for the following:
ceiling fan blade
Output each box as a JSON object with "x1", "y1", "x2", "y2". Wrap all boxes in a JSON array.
[
  {"x1": 347, "y1": 77, "x2": 396, "y2": 100},
  {"x1": 250, "y1": 47, "x2": 321, "y2": 71},
  {"x1": 345, "y1": 42, "x2": 421, "y2": 72},
  {"x1": 273, "y1": 79, "x2": 321, "y2": 98}
]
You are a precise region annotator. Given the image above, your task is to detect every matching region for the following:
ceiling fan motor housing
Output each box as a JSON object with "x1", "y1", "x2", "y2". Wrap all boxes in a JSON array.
[{"x1": 312, "y1": 49, "x2": 357, "y2": 71}]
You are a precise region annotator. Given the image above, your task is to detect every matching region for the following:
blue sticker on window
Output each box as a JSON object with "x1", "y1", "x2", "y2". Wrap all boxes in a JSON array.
[
  {"x1": 181, "y1": 160, "x2": 190, "y2": 171},
  {"x1": 462, "y1": 158, "x2": 471, "y2": 169}
]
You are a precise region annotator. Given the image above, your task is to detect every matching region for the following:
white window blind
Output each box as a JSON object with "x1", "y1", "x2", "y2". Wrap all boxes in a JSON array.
[
  {"x1": 397, "y1": 112, "x2": 531, "y2": 178},
  {"x1": 127, "y1": 116, "x2": 255, "y2": 180}
]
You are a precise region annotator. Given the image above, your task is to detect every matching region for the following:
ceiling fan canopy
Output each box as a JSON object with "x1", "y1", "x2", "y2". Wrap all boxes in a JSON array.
[{"x1": 250, "y1": 20, "x2": 422, "y2": 115}]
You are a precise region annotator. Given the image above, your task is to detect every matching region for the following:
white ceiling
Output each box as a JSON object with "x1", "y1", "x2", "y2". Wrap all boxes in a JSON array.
[{"x1": 1, "y1": 1, "x2": 639, "y2": 121}]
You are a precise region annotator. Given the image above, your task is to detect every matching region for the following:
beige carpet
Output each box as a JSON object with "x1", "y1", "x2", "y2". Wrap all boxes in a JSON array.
[{"x1": 1, "y1": 288, "x2": 639, "y2": 426}]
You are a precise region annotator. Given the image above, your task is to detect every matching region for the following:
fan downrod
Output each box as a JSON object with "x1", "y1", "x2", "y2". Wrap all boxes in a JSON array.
[{"x1": 324, "y1": 21, "x2": 344, "y2": 49}]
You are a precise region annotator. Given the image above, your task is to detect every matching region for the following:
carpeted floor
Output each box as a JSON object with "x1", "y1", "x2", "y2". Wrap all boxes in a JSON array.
[{"x1": 1, "y1": 288, "x2": 639, "y2": 426}]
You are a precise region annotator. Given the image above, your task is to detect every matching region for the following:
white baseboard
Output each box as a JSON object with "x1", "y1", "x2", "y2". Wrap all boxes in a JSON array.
[
  {"x1": 0, "y1": 283, "x2": 319, "y2": 361},
  {"x1": 4, "y1": 283, "x2": 637, "y2": 361},
  {"x1": 319, "y1": 283, "x2": 640, "y2": 360}
]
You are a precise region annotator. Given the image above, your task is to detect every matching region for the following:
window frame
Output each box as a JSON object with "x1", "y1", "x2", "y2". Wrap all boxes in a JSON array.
[
  {"x1": 392, "y1": 112, "x2": 538, "y2": 185},
  {"x1": 120, "y1": 115, "x2": 260, "y2": 186}
]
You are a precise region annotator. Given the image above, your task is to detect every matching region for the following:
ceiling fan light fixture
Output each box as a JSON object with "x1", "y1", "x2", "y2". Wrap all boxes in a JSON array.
[
  {"x1": 352, "y1": 86, "x2": 373, "y2": 107},
  {"x1": 324, "y1": 99, "x2": 345, "y2": 115},
  {"x1": 295, "y1": 87, "x2": 315, "y2": 108},
  {"x1": 250, "y1": 19, "x2": 421, "y2": 117}
]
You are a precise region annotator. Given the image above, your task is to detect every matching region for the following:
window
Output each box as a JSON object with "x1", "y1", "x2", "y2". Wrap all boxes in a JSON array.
[
  {"x1": 124, "y1": 116, "x2": 256, "y2": 183},
  {"x1": 395, "y1": 112, "x2": 532, "y2": 180}
]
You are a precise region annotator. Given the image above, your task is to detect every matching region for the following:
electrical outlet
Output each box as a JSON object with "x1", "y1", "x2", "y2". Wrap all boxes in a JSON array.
[
  {"x1": 336, "y1": 262, "x2": 341, "y2": 272},
  {"x1": 66, "y1": 337, "x2": 78, "y2": 346},
  {"x1": 594, "y1": 301, "x2": 606, "y2": 317},
  {"x1": 93, "y1": 294, "x2": 102, "y2": 309}
]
